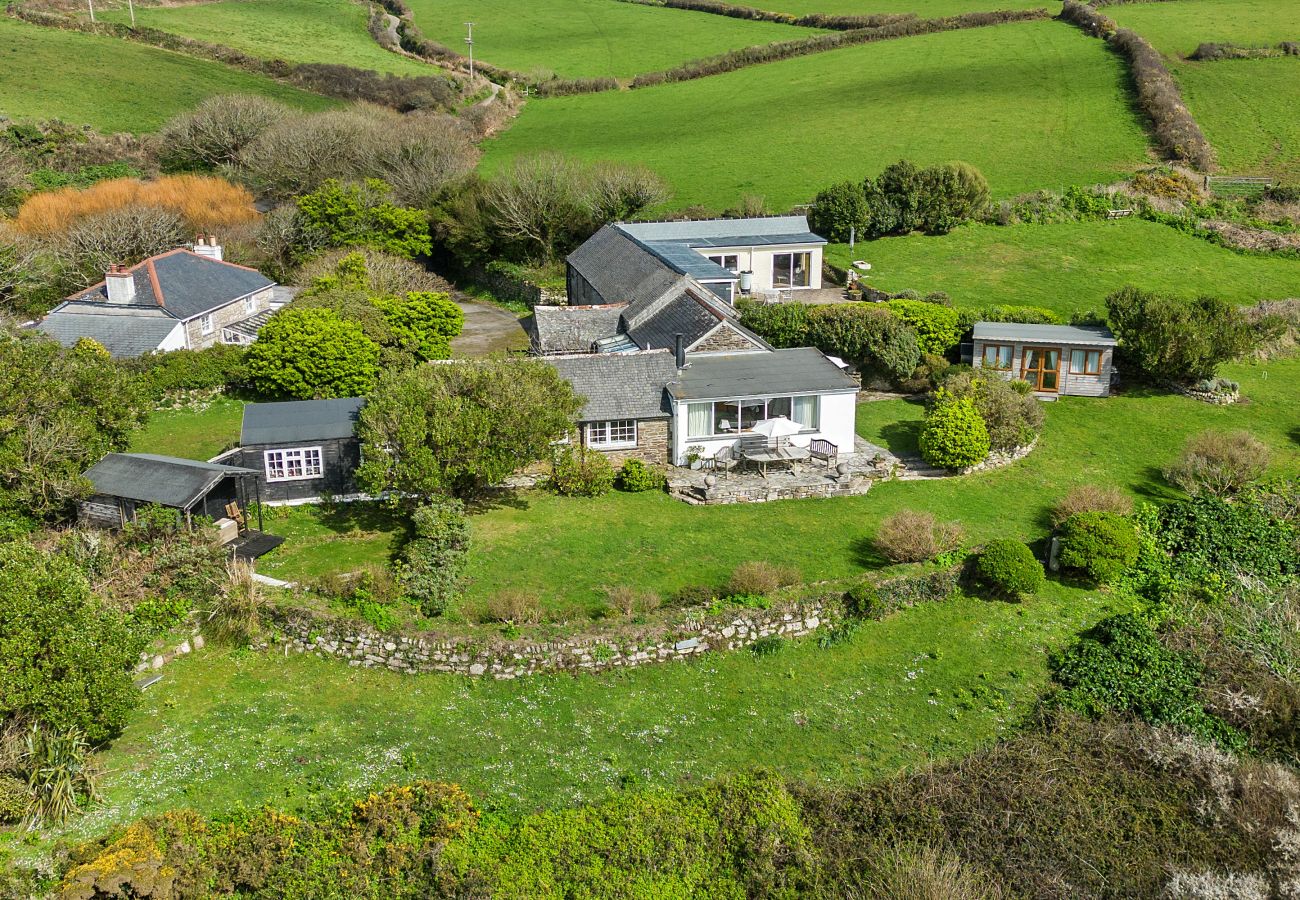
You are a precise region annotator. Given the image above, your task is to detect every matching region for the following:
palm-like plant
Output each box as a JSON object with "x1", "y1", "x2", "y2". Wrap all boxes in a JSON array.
[{"x1": 21, "y1": 724, "x2": 102, "y2": 830}]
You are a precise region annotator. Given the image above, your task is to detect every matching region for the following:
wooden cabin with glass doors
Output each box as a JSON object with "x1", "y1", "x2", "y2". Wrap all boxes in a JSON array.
[{"x1": 971, "y1": 322, "x2": 1116, "y2": 397}]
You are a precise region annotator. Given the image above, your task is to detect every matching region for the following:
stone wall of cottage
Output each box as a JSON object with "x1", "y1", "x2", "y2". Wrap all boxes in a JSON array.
[
  {"x1": 184, "y1": 287, "x2": 273, "y2": 349},
  {"x1": 587, "y1": 419, "x2": 671, "y2": 465},
  {"x1": 692, "y1": 325, "x2": 761, "y2": 353},
  {"x1": 255, "y1": 597, "x2": 840, "y2": 679}
]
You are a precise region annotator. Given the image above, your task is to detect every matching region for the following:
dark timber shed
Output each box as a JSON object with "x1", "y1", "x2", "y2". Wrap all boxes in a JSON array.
[
  {"x1": 233, "y1": 397, "x2": 364, "y2": 502},
  {"x1": 79, "y1": 453, "x2": 260, "y2": 529}
]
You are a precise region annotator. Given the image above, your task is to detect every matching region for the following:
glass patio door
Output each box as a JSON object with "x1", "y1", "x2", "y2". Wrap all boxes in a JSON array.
[
  {"x1": 1021, "y1": 348, "x2": 1061, "y2": 392},
  {"x1": 772, "y1": 252, "x2": 811, "y2": 288}
]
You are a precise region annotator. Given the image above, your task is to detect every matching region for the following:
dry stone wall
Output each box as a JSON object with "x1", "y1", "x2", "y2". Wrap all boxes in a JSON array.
[{"x1": 257, "y1": 598, "x2": 841, "y2": 679}]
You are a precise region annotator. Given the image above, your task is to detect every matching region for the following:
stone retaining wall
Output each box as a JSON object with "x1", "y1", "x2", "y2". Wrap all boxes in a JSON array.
[
  {"x1": 256, "y1": 598, "x2": 841, "y2": 679},
  {"x1": 958, "y1": 440, "x2": 1037, "y2": 475}
]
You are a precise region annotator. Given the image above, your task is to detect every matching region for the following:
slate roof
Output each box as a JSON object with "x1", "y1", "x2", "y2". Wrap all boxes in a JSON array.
[
  {"x1": 669, "y1": 348, "x2": 858, "y2": 401},
  {"x1": 566, "y1": 226, "x2": 683, "y2": 308},
  {"x1": 84, "y1": 453, "x2": 256, "y2": 509},
  {"x1": 66, "y1": 249, "x2": 274, "y2": 321},
  {"x1": 617, "y1": 215, "x2": 825, "y2": 246},
  {"x1": 35, "y1": 303, "x2": 181, "y2": 358},
  {"x1": 241, "y1": 397, "x2": 365, "y2": 446},
  {"x1": 973, "y1": 322, "x2": 1117, "y2": 346},
  {"x1": 529, "y1": 304, "x2": 625, "y2": 354},
  {"x1": 545, "y1": 351, "x2": 679, "y2": 421}
]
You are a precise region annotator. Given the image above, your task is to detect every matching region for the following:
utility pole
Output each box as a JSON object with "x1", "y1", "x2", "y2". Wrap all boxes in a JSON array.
[
  {"x1": 87, "y1": 0, "x2": 95, "y2": 22},
  {"x1": 464, "y1": 22, "x2": 475, "y2": 79},
  {"x1": 127, "y1": 0, "x2": 135, "y2": 27}
]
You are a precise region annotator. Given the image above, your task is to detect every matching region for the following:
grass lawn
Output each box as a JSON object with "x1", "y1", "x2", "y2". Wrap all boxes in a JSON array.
[
  {"x1": 1106, "y1": 0, "x2": 1300, "y2": 182},
  {"x1": 482, "y1": 20, "x2": 1151, "y2": 210},
  {"x1": 99, "y1": 0, "x2": 444, "y2": 78},
  {"x1": 0, "y1": 16, "x2": 337, "y2": 133},
  {"x1": 60, "y1": 578, "x2": 1123, "y2": 849},
  {"x1": 129, "y1": 396, "x2": 245, "y2": 461},
  {"x1": 825, "y1": 219, "x2": 1300, "y2": 316},
  {"x1": 405, "y1": 0, "x2": 818, "y2": 79},
  {"x1": 251, "y1": 358, "x2": 1299, "y2": 615},
  {"x1": 461, "y1": 358, "x2": 1298, "y2": 608}
]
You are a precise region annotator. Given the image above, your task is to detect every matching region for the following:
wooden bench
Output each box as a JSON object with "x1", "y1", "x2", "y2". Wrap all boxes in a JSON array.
[
  {"x1": 809, "y1": 439, "x2": 838, "y2": 470},
  {"x1": 1106, "y1": 209, "x2": 1133, "y2": 220}
]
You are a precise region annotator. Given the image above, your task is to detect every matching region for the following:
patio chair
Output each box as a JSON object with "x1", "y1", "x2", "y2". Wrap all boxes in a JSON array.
[{"x1": 711, "y1": 444, "x2": 739, "y2": 480}]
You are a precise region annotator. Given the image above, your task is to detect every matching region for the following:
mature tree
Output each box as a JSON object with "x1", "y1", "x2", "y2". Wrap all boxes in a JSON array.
[
  {"x1": 236, "y1": 106, "x2": 476, "y2": 203},
  {"x1": 156, "y1": 94, "x2": 289, "y2": 172},
  {"x1": 0, "y1": 542, "x2": 144, "y2": 745},
  {"x1": 1105, "y1": 286, "x2": 1270, "y2": 383},
  {"x1": 481, "y1": 154, "x2": 591, "y2": 264},
  {"x1": 295, "y1": 178, "x2": 431, "y2": 259},
  {"x1": 246, "y1": 307, "x2": 381, "y2": 399},
  {"x1": 51, "y1": 204, "x2": 186, "y2": 291},
  {"x1": 864, "y1": 159, "x2": 927, "y2": 235},
  {"x1": 0, "y1": 333, "x2": 148, "y2": 521},
  {"x1": 297, "y1": 246, "x2": 445, "y2": 297},
  {"x1": 916, "y1": 162, "x2": 990, "y2": 234},
  {"x1": 295, "y1": 251, "x2": 462, "y2": 363},
  {"x1": 357, "y1": 359, "x2": 582, "y2": 499},
  {"x1": 809, "y1": 180, "x2": 871, "y2": 243},
  {"x1": 373, "y1": 291, "x2": 463, "y2": 361},
  {"x1": 586, "y1": 161, "x2": 670, "y2": 223}
]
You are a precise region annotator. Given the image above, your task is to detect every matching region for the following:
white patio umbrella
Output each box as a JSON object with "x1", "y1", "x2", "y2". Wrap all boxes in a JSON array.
[{"x1": 752, "y1": 417, "x2": 801, "y2": 438}]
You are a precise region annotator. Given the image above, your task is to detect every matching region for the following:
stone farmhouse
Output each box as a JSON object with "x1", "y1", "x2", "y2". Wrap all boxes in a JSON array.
[{"x1": 36, "y1": 238, "x2": 278, "y2": 358}]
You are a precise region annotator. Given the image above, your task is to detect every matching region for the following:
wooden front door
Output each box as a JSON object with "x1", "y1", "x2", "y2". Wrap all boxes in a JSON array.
[{"x1": 1021, "y1": 347, "x2": 1061, "y2": 392}]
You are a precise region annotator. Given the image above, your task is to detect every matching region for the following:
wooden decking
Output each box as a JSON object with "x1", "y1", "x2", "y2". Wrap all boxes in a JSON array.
[{"x1": 228, "y1": 530, "x2": 285, "y2": 562}]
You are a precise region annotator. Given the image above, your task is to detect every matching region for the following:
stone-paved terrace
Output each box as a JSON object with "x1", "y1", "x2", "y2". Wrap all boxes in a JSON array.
[{"x1": 668, "y1": 436, "x2": 907, "y2": 504}]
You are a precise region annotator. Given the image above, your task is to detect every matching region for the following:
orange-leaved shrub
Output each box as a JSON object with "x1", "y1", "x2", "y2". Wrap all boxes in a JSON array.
[{"x1": 16, "y1": 175, "x2": 258, "y2": 236}]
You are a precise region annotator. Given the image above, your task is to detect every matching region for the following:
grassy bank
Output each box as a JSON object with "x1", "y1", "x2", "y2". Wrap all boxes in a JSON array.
[
  {"x1": 826, "y1": 219, "x2": 1300, "y2": 316},
  {"x1": 99, "y1": 0, "x2": 444, "y2": 77},
  {"x1": 0, "y1": 16, "x2": 336, "y2": 132},
  {"x1": 482, "y1": 20, "x2": 1150, "y2": 210},
  {"x1": 58, "y1": 578, "x2": 1120, "y2": 851}
]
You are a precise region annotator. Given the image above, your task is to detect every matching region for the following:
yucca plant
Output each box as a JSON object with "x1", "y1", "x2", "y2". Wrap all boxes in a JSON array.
[{"x1": 21, "y1": 724, "x2": 102, "y2": 830}]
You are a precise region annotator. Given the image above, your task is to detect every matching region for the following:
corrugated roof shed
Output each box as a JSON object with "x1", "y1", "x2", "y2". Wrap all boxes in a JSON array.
[
  {"x1": 67, "y1": 249, "x2": 274, "y2": 320},
  {"x1": 36, "y1": 304, "x2": 182, "y2": 358},
  {"x1": 84, "y1": 453, "x2": 256, "y2": 508},
  {"x1": 670, "y1": 348, "x2": 858, "y2": 401},
  {"x1": 546, "y1": 351, "x2": 679, "y2": 421},
  {"x1": 241, "y1": 397, "x2": 365, "y2": 445},
  {"x1": 973, "y1": 322, "x2": 1117, "y2": 346}
]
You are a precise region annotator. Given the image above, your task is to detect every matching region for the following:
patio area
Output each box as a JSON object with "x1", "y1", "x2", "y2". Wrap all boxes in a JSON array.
[{"x1": 667, "y1": 436, "x2": 900, "y2": 504}]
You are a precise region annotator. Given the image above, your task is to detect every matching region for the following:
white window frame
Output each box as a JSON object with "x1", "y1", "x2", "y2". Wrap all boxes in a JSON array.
[
  {"x1": 706, "y1": 253, "x2": 740, "y2": 273},
  {"x1": 243, "y1": 295, "x2": 257, "y2": 316},
  {"x1": 586, "y1": 419, "x2": 637, "y2": 449},
  {"x1": 685, "y1": 395, "x2": 821, "y2": 439},
  {"x1": 263, "y1": 446, "x2": 323, "y2": 482},
  {"x1": 199, "y1": 314, "x2": 214, "y2": 336}
]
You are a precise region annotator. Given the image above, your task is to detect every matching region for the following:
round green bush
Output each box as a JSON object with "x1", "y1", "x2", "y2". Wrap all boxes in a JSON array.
[
  {"x1": 975, "y1": 539, "x2": 1045, "y2": 599},
  {"x1": 617, "y1": 459, "x2": 666, "y2": 493},
  {"x1": 0, "y1": 774, "x2": 26, "y2": 824},
  {"x1": 1057, "y1": 511, "x2": 1140, "y2": 584},
  {"x1": 844, "y1": 581, "x2": 884, "y2": 619},
  {"x1": 919, "y1": 391, "x2": 991, "y2": 470}
]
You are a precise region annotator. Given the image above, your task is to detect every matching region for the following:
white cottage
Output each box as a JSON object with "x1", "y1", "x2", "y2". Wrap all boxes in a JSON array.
[{"x1": 972, "y1": 322, "x2": 1117, "y2": 397}]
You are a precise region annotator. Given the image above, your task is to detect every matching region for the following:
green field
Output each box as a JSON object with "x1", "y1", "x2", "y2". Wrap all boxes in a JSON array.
[
  {"x1": 826, "y1": 219, "x2": 1300, "y2": 315},
  {"x1": 1106, "y1": 0, "x2": 1300, "y2": 58},
  {"x1": 59, "y1": 578, "x2": 1120, "y2": 849},
  {"x1": 99, "y1": 0, "x2": 444, "y2": 77},
  {"x1": 0, "y1": 16, "x2": 336, "y2": 132},
  {"x1": 747, "y1": 0, "x2": 1051, "y2": 16},
  {"x1": 1107, "y1": 0, "x2": 1300, "y2": 182},
  {"x1": 483, "y1": 19, "x2": 1151, "y2": 210},
  {"x1": 405, "y1": 0, "x2": 818, "y2": 79}
]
